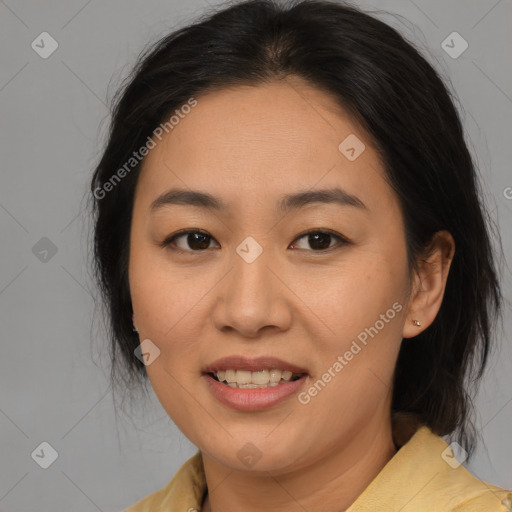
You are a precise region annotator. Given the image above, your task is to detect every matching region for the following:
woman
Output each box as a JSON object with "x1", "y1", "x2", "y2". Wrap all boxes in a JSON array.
[{"x1": 89, "y1": 0, "x2": 511, "y2": 510}]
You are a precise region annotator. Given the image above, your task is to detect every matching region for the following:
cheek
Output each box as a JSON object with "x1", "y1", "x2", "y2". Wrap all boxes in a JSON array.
[
  {"x1": 302, "y1": 284, "x2": 405, "y2": 430},
  {"x1": 129, "y1": 242, "x2": 200, "y2": 337},
  {"x1": 300, "y1": 244, "x2": 408, "y2": 407},
  {"x1": 128, "y1": 244, "x2": 217, "y2": 400},
  {"x1": 304, "y1": 253, "x2": 407, "y2": 345},
  {"x1": 129, "y1": 250, "x2": 204, "y2": 423}
]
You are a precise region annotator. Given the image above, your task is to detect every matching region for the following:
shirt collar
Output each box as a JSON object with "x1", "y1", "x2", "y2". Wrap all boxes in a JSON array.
[{"x1": 143, "y1": 415, "x2": 511, "y2": 512}]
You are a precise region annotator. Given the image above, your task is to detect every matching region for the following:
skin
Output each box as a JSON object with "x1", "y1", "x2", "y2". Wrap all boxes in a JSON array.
[{"x1": 129, "y1": 76, "x2": 455, "y2": 512}]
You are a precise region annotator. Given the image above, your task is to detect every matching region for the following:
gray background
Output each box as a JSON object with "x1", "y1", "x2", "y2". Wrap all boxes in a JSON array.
[{"x1": 1, "y1": 0, "x2": 511, "y2": 510}]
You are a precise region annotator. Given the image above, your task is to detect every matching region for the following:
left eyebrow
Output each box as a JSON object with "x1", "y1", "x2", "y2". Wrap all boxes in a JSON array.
[
  {"x1": 277, "y1": 187, "x2": 367, "y2": 212},
  {"x1": 149, "y1": 186, "x2": 367, "y2": 213}
]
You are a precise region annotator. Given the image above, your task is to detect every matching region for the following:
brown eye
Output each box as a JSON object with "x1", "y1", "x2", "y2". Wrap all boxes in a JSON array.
[
  {"x1": 291, "y1": 230, "x2": 350, "y2": 252},
  {"x1": 162, "y1": 230, "x2": 219, "y2": 252},
  {"x1": 161, "y1": 228, "x2": 350, "y2": 254}
]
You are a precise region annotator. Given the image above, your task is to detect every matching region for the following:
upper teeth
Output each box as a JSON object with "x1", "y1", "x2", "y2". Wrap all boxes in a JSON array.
[{"x1": 215, "y1": 369, "x2": 297, "y2": 385}]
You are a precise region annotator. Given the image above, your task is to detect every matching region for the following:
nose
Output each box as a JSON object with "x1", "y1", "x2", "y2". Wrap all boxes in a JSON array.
[{"x1": 210, "y1": 242, "x2": 293, "y2": 338}]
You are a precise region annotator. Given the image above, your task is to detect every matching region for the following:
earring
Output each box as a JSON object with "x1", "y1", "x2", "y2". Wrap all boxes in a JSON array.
[
  {"x1": 412, "y1": 319, "x2": 421, "y2": 327},
  {"x1": 133, "y1": 324, "x2": 138, "y2": 333}
]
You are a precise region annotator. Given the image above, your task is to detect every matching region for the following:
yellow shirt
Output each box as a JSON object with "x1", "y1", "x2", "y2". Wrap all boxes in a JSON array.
[{"x1": 125, "y1": 423, "x2": 511, "y2": 511}]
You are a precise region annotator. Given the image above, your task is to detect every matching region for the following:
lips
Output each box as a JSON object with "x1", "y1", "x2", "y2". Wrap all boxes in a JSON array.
[
  {"x1": 203, "y1": 371, "x2": 308, "y2": 411},
  {"x1": 202, "y1": 355, "x2": 309, "y2": 375},
  {"x1": 201, "y1": 356, "x2": 309, "y2": 411}
]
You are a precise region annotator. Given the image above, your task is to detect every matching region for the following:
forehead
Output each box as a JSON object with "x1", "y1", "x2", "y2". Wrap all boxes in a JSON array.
[{"x1": 137, "y1": 78, "x2": 391, "y2": 212}]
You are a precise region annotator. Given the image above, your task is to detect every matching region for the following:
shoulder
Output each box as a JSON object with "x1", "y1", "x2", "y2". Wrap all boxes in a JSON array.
[
  {"x1": 123, "y1": 450, "x2": 206, "y2": 512},
  {"x1": 451, "y1": 485, "x2": 512, "y2": 511},
  {"x1": 443, "y1": 459, "x2": 512, "y2": 511},
  {"x1": 411, "y1": 425, "x2": 511, "y2": 511},
  {"x1": 348, "y1": 421, "x2": 512, "y2": 511}
]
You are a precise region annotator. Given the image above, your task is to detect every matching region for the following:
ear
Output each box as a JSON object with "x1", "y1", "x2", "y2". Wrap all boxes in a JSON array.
[{"x1": 402, "y1": 230, "x2": 455, "y2": 339}]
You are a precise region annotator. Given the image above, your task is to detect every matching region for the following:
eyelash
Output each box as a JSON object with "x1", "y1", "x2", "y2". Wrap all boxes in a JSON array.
[{"x1": 159, "y1": 228, "x2": 352, "y2": 254}]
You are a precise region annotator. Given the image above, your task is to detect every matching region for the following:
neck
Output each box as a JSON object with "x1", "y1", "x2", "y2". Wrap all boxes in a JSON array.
[{"x1": 201, "y1": 416, "x2": 397, "y2": 512}]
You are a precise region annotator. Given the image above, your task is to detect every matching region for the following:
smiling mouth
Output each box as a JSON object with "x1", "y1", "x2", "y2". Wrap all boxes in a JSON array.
[{"x1": 207, "y1": 369, "x2": 307, "y2": 388}]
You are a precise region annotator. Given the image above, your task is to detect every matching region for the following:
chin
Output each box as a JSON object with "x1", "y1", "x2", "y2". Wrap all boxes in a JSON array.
[{"x1": 200, "y1": 434, "x2": 310, "y2": 474}]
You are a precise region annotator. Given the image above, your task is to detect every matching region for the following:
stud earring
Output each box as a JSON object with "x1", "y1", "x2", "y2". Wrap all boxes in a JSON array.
[
  {"x1": 133, "y1": 325, "x2": 138, "y2": 333},
  {"x1": 412, "y1": 319, "x2": 421, "y2": 327}
]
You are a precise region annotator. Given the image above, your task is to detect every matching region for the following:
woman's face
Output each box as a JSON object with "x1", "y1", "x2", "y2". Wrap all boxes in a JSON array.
[{"x1": 129, "y1": 77, "x2": 412, "y2": 474}]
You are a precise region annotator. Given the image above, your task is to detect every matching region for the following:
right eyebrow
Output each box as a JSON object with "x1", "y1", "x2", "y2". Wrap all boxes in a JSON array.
[{"x1": 150, "y1": 189, "x2": 226, "y2": 212}]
